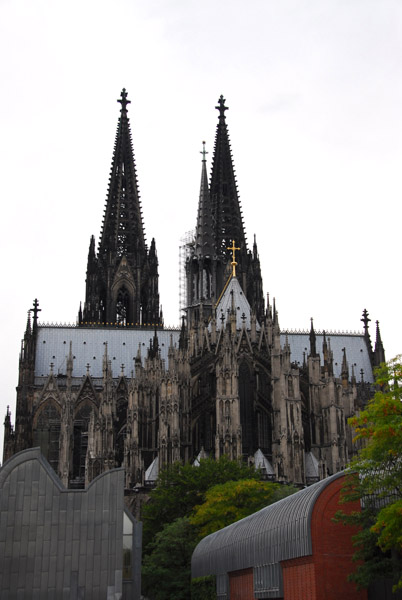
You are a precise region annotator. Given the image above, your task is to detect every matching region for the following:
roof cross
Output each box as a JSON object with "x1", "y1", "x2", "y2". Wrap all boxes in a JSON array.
[
  {"x1": 227, "y1": 239, "x2": 240, "y2": 276},
  {"x1": 215, "y1": 95, "x2": 228, "y2": 118},
  {"x1": 118, "y1": 88, "x2": 131, "y2": 112}
]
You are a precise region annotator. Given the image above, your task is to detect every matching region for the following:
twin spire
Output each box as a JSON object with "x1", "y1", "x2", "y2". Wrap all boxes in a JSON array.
[
  {"x1": 187, "y1": 95, "x2": 265, "y2": 324},
  {"x1": 81, "y1": 89, "x2": 160, "y2": 326},
  {"x1": 98, "y1": 88, "x2": 145, "y2": 262},
  {"x1": 209, "y1": 96, "x2": 247, "y2": 259},
  {"x1": 82, "y1": 90, "x2": 263, "y2": 327}
]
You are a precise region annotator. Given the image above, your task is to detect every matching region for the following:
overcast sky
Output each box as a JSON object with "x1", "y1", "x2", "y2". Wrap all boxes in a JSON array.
[{"x1": 1, "y1": 0, "x2": 401, "y2": 454}]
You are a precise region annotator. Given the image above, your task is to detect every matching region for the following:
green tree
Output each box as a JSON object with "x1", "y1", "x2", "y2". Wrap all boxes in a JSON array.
[
  {"x1": 190, "y1": 478, "x2": 297, "y2": 537},
  {"x1": 142, "y1": 517, "x2": 197, "y2": 600},
  {"x1": 338, "y1": 356, "x2": 402, "y2": 591},
  {"x1": 141, "y1": 468, "x2": 298, "y2": 600},
  {"x1": 141, "y1": 456, "x2": 259, "y2": 550}
]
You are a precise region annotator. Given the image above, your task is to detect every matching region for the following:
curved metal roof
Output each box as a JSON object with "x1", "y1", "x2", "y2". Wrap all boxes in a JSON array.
[{"x1": 191, "y1": 471, "x2": 344, "y2": 578}]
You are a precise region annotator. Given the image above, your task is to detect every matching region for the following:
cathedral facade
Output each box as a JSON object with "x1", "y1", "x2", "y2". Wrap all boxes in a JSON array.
[{"x1": 3, "y1": 90, "x2": 385, "y2": 495}]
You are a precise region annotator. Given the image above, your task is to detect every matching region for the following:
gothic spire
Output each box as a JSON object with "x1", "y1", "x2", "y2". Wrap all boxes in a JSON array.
[
  {"x1": 374, "y1": 320, "x2": 385, "y2": 366},
  {"x1": 210, "y1": 96, "x2": 247, "y2": 258},
  {"x1": 341, "y1": 347, "x2": 349, "y2": 387},
  {"x1": 195, "y1": 141, "x2": 214, "y2": 258},
  {"x1": 309, "y1": 318, "x2": 317, "y2": 357},
  {"x1": 98, "y1": 89, "x2": 145, "y2": 262},
  {"x1": 81, "y1": 90, "x2": 161, "y2": 327}
]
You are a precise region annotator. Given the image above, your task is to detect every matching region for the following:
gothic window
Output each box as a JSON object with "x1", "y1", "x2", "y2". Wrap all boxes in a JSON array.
[
  {"x1": 116, "y1": 424, "x2": 126, "y2": 467},
  {"x1": 116, "y1": 286, "x2": 130, "y2": 325},
  {"x1": 33, "y1": 401, "x2": 61, "y2": 474},
  {"x1": 115, "y1": 393, "x2": 127, "y2": 466},
  {"x1": 257, "y1": 409, "x2": 272, "y2": 456},
  {"x1": 72, "y1": 402, "x2": 95, "y2": 485},
  {"x1": 288, "y1": 376, "x2": 294, "y2": 398},
  {"x1": 239, "y1": 362, "x2": 254, "y2": 456}
]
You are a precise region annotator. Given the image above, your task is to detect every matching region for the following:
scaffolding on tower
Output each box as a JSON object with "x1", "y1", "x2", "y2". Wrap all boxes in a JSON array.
[{"x1": 179, "y1": 230, "x2": 195, "y2": 319}]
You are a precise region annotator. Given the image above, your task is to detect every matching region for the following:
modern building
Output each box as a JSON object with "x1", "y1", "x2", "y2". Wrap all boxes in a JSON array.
[
  {"x1": 191, "y1": 471, "x2": 365, "y2": 600},
  {"x1": 0, "y1": 447, "x2": 142, "y2": 599},
  {"x1": 3, "y1": 90, "x2": 385, "y2": 501}
]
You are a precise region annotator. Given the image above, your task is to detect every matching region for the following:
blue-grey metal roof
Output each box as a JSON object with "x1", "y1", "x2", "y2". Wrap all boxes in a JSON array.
[
  {"x1": 191, "y1": 471, "x2": 344, "y2": 578},
  {"x1": 281, "y1": 332, "x2": 374, "y2": 382},
  {"x1": 213, "y1": 276, "x2": 260, "y2": 331},
  {"x1": 34, "y1": 326, "x2": 373, "y2": 383},
  {"x1": 34, "y1": 326, "x2": 181, "y2": 378}
]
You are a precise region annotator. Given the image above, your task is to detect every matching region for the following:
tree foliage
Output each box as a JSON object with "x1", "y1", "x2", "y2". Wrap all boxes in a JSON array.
[
  {"x1": 141, "y1": 456, "x2": 297, "y2": 599},
  {"x1": 338, "y1": 356, "x2": 402, "y2": 591},
  {"x1": 141, "y1": 456, "x2": 259, "y2": 550},
  {"x1": 142, "y1": 517, "x2": 197, "y2": 600},
  {"x1": 190, "y1": 478, "x2": 297, "y2": 538}
]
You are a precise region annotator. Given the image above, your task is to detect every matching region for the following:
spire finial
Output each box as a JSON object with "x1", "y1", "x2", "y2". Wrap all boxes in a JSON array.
[
  {"x1": 215, "y1": 95, "x2": 228, "y2": 118},
  {"x1": 118, "y1": 88, "x2": 131, "y2": 112},
  {"x1": 200, "y1": 141, "x2": 208, "y2": 162},
  {"x1": 361, "y1": 308, "x2": 371, "y2": 334},
  {"x1": 227, "y1": 239, "x2": 240, "y2": 276},
  {"x1": 32, "y1": 298, "x2": 41, "y2": 329}
]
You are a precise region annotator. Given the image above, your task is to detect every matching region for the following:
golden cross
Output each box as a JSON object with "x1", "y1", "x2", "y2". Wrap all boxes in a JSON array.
[{"x1": 227, "y1": 240, "x2": 240, "y2": 276}]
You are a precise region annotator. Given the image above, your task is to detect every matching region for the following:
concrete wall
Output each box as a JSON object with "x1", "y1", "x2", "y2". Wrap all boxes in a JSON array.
[{"x1": 0, "y1": 448, "x2": 132, "y2": 599}]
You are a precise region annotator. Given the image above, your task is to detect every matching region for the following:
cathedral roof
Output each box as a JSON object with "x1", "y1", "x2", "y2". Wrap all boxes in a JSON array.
[
  {"x1": 281, "y1": 332, "x2": 374, "y2": 382},
  {"x1": 213, "y1": 275, "x2": 259, "y2": 331},
  {"x1": 34, "y1": 326, "x2": 180, "y2": 380}
]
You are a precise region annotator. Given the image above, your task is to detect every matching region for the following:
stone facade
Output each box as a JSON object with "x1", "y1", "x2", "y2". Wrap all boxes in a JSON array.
[{"x1": 3, "y1": 90, "x2": 385, "y2": 496}]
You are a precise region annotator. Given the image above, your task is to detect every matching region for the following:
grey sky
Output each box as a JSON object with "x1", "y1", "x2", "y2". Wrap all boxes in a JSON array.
[{"x1": 1, "y1": 0, "x2": 401, "y2": 453}]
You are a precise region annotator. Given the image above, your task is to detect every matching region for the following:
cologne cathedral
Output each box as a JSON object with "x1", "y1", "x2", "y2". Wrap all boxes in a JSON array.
[{"x1": 3, "y1": 90, "x2": 385, "y2": 499}]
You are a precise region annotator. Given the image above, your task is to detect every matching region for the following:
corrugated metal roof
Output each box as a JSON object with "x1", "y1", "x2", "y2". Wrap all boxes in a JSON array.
[
  {"x1": 35, "y1": 327, "x2": 181, "y2": 378},
  {"x1": 191, "y1": 472, "x2": 344, "y2": 578},
  {"x1": 281, "y1": 332, "x2": 374, "y2": 382}
]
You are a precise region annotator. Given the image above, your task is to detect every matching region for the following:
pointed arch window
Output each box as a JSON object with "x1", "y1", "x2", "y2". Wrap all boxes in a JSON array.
[
  {"x1": 239, "y1": 362, "x2": 254, "y2": 456},
  {"x1": 116, "y1": 286, "x2": 130, "y2": 325},
  {"x1": 72, "y1": 402, "x2": 95, "y2": 486},
  {"x1": 33, "y1": 402, "x2": 61, "y2": 474}
]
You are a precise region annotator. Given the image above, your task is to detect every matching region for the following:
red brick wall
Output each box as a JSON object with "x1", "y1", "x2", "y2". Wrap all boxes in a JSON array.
[
  {"x1": 310, "y1": 475, "x2": 367, "y2": 600},
  {"x1": 282, "y1": 556, "x2": 316, "y2": 600},
  {"x1": 281, "y1": 476, "x2": 367, "y2": 600},
  {"x1": 229, "y1": 568, "x2": 254, "y2": 600}
]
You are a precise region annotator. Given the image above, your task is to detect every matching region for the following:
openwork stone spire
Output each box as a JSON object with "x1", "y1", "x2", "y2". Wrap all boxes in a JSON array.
[
  {"x1": 81, "y1": 90, "x2": 160, "y2": 326},
  {"x1": 195, "y1": 141, "x2": 214, "y2": 259},
  {"x1": 210, "y1": 95, "x2": 247, "y2": 258},
  {"x1": 98, "y1": 88, "x2": 145, "y2": 262}
]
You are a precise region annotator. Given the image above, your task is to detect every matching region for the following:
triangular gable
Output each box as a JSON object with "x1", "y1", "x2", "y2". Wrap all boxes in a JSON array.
[
  {"x1": 145, "y1": 456, "x2": 159, "y2": 483},
  {"x1": 254, "y1": 449, "x2": 275, "y2": 476},
  {"x1": 76, "y1": 375, "x2": 99, "y2": 408}
]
